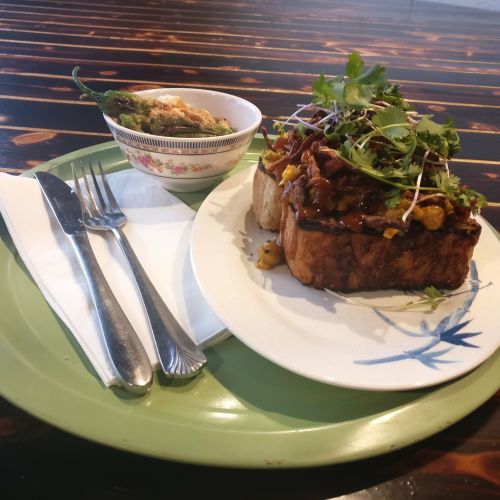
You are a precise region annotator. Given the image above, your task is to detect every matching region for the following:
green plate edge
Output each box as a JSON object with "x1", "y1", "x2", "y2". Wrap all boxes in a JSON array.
[{"x1": 0, "y1": 137, "x2": 498, "y2": 469}]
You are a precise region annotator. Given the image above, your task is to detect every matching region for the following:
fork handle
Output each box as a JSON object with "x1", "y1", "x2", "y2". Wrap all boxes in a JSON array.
[
  {"x1": 68, "y1": 232, "x2": 153, "y2": 393},
  {"x1": 110, "y1": 226, "x2": 207, "y2": 378}
]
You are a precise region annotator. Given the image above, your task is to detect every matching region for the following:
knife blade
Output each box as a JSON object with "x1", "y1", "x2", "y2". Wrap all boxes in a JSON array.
[{"x1": 35, "y1": 171, "x2": 152, "y2": 394}]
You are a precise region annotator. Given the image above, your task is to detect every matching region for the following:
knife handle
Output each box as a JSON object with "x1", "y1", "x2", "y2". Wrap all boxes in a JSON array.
[{"x1": 68, "y1": 232, "x2": 153, "y2": 394}]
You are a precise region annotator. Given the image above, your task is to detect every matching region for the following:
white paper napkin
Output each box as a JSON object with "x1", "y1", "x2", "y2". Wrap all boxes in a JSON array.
[{"x1": 0, "y1": 169, "x2": 229, "y2": 386}]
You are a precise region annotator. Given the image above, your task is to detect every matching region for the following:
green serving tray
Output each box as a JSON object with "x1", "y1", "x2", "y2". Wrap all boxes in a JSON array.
[{"x1": 0, "y1": 137, "x2": 498, "y2": 468}]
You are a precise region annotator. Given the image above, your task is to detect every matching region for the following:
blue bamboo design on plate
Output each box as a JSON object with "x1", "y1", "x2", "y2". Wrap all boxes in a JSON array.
[{"x1": 354, "y1": 261, "x2": 482, "y2": 369}]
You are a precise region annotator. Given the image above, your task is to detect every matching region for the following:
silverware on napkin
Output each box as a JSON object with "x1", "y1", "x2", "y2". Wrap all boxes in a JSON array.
[
  {"x1": 35, "y1": 171, "x2": 153, "y2": 394},
  {"x1": 72, "y1": 161, "x2": 207, "y2": 378}
]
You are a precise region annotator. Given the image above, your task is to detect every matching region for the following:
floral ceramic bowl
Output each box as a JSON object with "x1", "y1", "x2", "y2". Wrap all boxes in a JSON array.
[{"x1": 103, "y1": 88, "x2": 262, "y2": 192}]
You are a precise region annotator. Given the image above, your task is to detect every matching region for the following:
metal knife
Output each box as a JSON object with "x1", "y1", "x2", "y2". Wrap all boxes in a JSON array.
[{"x1": 35, "y1": 171, "x2": 153, "y2": 395}]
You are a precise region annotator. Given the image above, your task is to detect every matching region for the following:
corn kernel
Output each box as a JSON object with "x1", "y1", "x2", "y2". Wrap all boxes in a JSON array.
[
  {"x1": 280, "y1": 164, "x2": 299, "y2": 184},
  {"x1": 262, "y1": 149, "x2": 283, "y2": 168},
  {"x1": 383, "y1": 228, "x2": 400, "y2": 239}
]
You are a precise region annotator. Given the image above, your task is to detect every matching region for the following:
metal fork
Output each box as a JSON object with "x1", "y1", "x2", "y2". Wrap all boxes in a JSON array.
[{"x1": 72, "y1": 160, "x2": 207, "y2": 378}]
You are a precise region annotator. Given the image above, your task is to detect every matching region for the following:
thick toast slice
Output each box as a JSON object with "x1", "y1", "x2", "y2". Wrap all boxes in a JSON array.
[{"x1": 280, "y1": 203, "x2": 481, "y2": 291}]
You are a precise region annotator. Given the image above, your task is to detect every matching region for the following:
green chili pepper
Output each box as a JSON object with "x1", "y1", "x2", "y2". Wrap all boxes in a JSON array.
[
  {"x1": 118, "y1": 113, "x2": 150, "y2": 133},
  {"x1": 72, "y1": 66, "x2": 149, "y2": 118},
  {"x1": 148, "y1": 117, "x2": 232, "y2": 137},
  {"x1": 72, "y1": 67, "x2": 233, "y2": 138}
]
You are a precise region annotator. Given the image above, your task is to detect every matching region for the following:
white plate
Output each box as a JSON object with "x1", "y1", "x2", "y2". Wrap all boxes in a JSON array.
[{"x1": 190, "y1": 165, "x2": 500, "y2": 391}]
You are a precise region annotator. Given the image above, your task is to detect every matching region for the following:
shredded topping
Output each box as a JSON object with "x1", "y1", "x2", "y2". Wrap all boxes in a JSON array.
[{"x1": 263, "y1": 52, "x2": 487, "y2": 234}]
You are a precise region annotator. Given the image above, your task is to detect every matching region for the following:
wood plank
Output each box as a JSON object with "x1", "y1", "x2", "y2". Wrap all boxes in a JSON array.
[
  {"x1": 1, "y1": 15, "x2": 500, "y2": 63},
  {"x1": 0, "y1": 17, "x2": 499, "y2": 59},
  {"x1": 1, "y1": 55, "x2": 499, "y2": 96},
  {"x1": 1, "y1": 40, "x2": 500, "y2": 88},
  {"x1": 0, "y1": 128, "x2": 108, "y2": 171},
  {"x1": 1, "y1": 28, "x2": 499, "y2": 74},
  {"x1": 1, "y1": 0, "x2": 499, "y2": 37},
  {"x1": 1, "y1": 63, "x2": 500, "y2": 110},
  {"x1": 1, "y1": 2, "x2": 500, "y2": 46}
]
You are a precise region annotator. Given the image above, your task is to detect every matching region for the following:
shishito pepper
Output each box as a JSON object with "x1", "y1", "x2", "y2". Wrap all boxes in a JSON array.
[{"x1": 72, "y1": 67, "x2": 233, "y2": 138}]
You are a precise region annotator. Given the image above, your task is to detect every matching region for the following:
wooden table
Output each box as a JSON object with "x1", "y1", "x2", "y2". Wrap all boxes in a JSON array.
[{"x1": 0, "y1": 0, "x2": 498, "y2": 498}]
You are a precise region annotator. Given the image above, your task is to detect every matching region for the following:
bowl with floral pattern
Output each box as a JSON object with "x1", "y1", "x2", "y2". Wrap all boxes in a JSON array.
[{"x1": 103, "y1": 88, "x2": 262, "y2": 192}]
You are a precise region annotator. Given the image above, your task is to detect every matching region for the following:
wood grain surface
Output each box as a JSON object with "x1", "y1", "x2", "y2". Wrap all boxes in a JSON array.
[{"x1": 0, "y1": 1, "x2": 499, "y2": 498}]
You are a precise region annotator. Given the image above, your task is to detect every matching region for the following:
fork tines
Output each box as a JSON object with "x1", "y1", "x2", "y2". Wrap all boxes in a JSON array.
[{"x1": 72, "y1": 160, "x2": 120, "y2": 219}]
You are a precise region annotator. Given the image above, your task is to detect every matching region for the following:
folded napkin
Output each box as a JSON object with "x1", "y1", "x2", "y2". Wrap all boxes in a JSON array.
[{"x1": 0, "y1": 169, "x2": 229, "y2": 386}]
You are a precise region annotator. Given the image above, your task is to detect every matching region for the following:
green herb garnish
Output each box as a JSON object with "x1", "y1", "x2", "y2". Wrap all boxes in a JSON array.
[
  {"x1": 432, "y1": 171, "x2": 487, "y2": 210},
  {"x1": 275, "y1": 52, "x2": 487, "y2": 213},
  {"x1": 326, "y1": 285, "x2": 447, "y2": 312},
  {"x1": 313, "y1": 51, "x2": 390, "y2": 110},
  {"x1": 375, "y1": 286, "x2": 446, "y2": 311}
]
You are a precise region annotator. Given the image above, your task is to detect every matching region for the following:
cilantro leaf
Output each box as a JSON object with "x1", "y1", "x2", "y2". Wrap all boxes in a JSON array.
[
  {"x1": 330, "y1": 76, "x2": 347, "y2": 108},
  {"x1": 443, "y1": 118, "x2": 461, "y2": 156},
  {"x1": 432, "y1": 170, "x2": 460, "y2": 195},
  {"x1": 416, "y1": 115, "x2": 460, "y2": 158},
  {"x1": 346, "y1": 51, "x2": 364, "y2": 79},
  {"x1": 392, "y1": 133, "x2": 416, "y2": 154},
  {"x1": 416, "y1": 115, "x2": 444, "y2": 135},
  {"x1": 381, "y1": 84, "x2": 412, "y2": 110},
  {"x1": 406, "y1": 162, "x2": 423, "y2": 179},
  {"x1": 431, "y1": 171, "x2": 487, "y2": 213},
  {"x1": 312, "y1": 74, "x2": 345, "y2": 108},
  {"x1": 312, "y1": 73, "x2": 335, "y2": 108},
  {"x1": 334, "y1": 119, "x2": 360, "y2": 136},
  {"x1": 354, "y1": 63, "x2": 388, "y2": 92},
  {"x1": 385, "y1": 188, "x2": 402, "y2": 208},
  {"x1": 350, "y1": 146, "x2": 377, "y2": 169},
  {"x1": 457, "y1": 188, "x2": 488, "y2": 212},
  {"x1": 423, "y1": 286, "x2": 446, "y2": 310},
  {"x1": 372, "y1": 107, "x2": 410, "y2": 140},
  {"x1": 344, "y1": 81, "x2": 372, "y2": 108},
  {"x1": 380, "y1": 163, "x2": 421, "y2": 181}
]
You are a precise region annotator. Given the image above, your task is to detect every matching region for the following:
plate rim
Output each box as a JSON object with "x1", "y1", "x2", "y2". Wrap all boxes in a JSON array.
[{"x1": 0, "y1": 139, "x2": 499, "y2": 469}]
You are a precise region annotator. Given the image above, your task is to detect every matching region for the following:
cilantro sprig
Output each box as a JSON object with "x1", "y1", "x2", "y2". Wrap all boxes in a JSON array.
[
  {"x1": 275, "y1": 51, "x2": 487, "y2": 214},
  {"x1": 313, "y1": 52, "x2": 391, "y2": 109},
  {"x1": 326, "y1": 285, "x2": 447, "y2": 312},
  {"x1": 432, "y1": 170, "x2": 487, "y2": 209}
]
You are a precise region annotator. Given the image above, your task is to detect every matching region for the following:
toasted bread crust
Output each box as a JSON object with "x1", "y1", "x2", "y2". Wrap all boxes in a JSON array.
[
  {"x1": 280, "y1": 203, "x2": 481, "y2": 291},
  {"x1": 252, "y1": 161, "x2": 283, "y2": 231}
]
